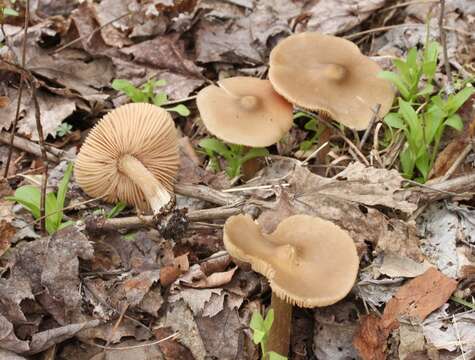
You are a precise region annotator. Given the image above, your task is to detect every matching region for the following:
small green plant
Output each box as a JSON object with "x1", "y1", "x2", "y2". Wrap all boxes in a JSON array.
[
  {"x1": 294, "y1": 111, "x2": 326, "y2": 151},
  {"x1": 250, "y1": 309, "x2": 287, "y2": 360},
  {"x1": 111, "y1": 78, "x2": 190, "y2": 116},
  {"x1": 55, "y1": 122, "x2": 73, "y2": 138},
  {"x1": 1, "y1": 0, "x2": 19, "y2": 18},
  {"x1": 199, "y1": 137, "x2": 269, "y2": 179},
  {"x1": 106, "y1": 201, "x2": 127, "y2": 218},
  {"x1": 380, "y1": 40, "x2": 475, "y2": 182},
  {"x1": 6, "y1": 163, "x2": 75, "y2": 235}
]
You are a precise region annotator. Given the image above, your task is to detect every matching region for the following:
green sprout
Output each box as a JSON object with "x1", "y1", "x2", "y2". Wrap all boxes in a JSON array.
[
  {"x1": 111, "y1": 78, "x2": 190, "y2": 116},
  {"x1": 55, "y1": 122, "x2": 73, "y2": 138},
  {"x1": 6, "y1": 163, "x2": 75, "y2": 235},
  {"x1": 250, "y1": 309, "x2": 287, "y2": 360},
  {"x1": 198, "y1": 137, "x2": 269, "y2": 179}
]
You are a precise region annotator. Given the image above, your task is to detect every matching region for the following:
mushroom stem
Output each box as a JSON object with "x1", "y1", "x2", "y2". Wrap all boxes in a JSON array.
[
  {"x1": 118, "y1": 154, "x2": 171, "y2": 214},
  {"x1": 267, "y1": 292, "x2": 292, "y2": 357}
]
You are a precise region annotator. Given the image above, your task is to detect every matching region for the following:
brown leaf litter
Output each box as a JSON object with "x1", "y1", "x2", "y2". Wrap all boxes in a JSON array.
[{"x1": 353, "y1": 268, "x2": 458, "y2": 360}]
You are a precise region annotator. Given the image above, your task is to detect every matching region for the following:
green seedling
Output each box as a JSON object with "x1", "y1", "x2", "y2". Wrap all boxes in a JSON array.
[
  {"x1": 380, "y1": 39, "x2": 475, "y2": 182},
  {"x1": 294, "y1": 111, "x2": 326, "y2": 151},
  {"x1": 55, "y1": 122, "x2": 73, "y2": 138},
  {"x1": 111, "y1": 78, "x2": 190, "y2": 116},
  {"x1": 250, "y1": 309, "x2": 287, "y2": 360},
  {"x1": 199, "y1": 137, "x2": 269, "y2": 179},
  {"x1": 6, "y1": 162, "x2": 75, "y2": 235},
  {"x1": 1, "y1": 0, "x2": 19, "y2": 17},
  {"x1": 106, "y1": 201, "x2": 127, "y2": 218}
]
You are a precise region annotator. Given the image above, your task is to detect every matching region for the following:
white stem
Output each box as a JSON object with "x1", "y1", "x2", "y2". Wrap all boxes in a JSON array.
[{"x1": 118, "y1": 154, "x2": 171, "y2": 214}]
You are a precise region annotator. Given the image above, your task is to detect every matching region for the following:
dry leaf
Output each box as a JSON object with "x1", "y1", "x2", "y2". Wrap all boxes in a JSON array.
[
  {"x1": 188, "y1": 267, "x2": 237, "y2": 289},
  {"x1": 353, "y1": 314, "x2": 388, "y2": 360},
  {"x1": 154, "y1": 327, "x2": 194, "y2": 360},
  {"x1": 0, "y1": 220, "x2": 15, "y2": 257}
]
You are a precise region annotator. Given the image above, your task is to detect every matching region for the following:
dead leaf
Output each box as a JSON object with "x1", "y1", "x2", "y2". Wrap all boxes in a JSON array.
[
  {"x1": 200, "y1": 251, "x2": 231, "y2": 276},
  {"x1": 113, "y1": 270, "x2": 161, "y2": 308},
  {"x1": 382, "y1": 268, "x2": 457, "y2": 329},
  {"x1": 378, "y1": 254, "x2": 432, "y2": 278},
  {"x1": 0, "y1": 96, "x2": 9, "y2": 108},
  {"x1": 154, "y1": 327, "x2": 194, "y2": 360},
  {"x1": 1, "y1": 88, "x2": 75, "y2": 140},
  {"x1": 187, "y1": 267, "x2": 237, "y2": 288},
  {"x1": 160, "y1": 253, "x2": 189, "y2": 286},
  {"x1": 0, "y1": 220, "x2": 15, "y2": 257},
  {"x1": 399, "y1": 323, "x2": 426, "y2": 360},
  {"x1": 354, "y1": 268, "x2": 457, "y2": 360},
  {"x1": 169, "y1": 288, "x2": 222, "y2": 316}
]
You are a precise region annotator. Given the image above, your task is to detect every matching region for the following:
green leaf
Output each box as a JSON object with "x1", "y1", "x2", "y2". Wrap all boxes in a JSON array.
[
  {"x1": 400, "y1": 145, "x2": 415, "y2": 179},
  {"x1": 226, "y1": 158, "x2": 242, "y2": 178},
  {"x1": 7, "y1": 185, "x2": 41, "y2": 218},
  {"x1": 199, "y1": 138, "x2": 232, "y2": 159},
  {"x1": 3, "y1": 7, "x2": 19, "y2": 16},
  {"x1": 45, "y1": 192, "x2": 60, "y2": 235},
  {"x1": 263, "y1": 309, "x2": 274, "y2": 333},
  {"x1": 399, "y1": 99, "x2": 421, "y2": 141},
  {"x1": 293, "y1": 111, "x2": 313, "y2": 120},
  {"x1": 56, "y1": 162, "x2": 73, "y2": 229},
  {"x1": 424, "y1": 104, "x2": 445, "y2": 144},
  {"x1": 268, "y1": 351, "x2": 288, "y2": 360},
  {"x1": 379, "y1": 71, "x2": 410, "y2": 100},
  {"x1": 422, "y1": 61, "x2": 437, "y2": 79},
  {"x1": 417, "y1": 84, "x2": 434, "y2": 97},
  {"x1": 446, "y1": 87, "x2": 475, "y2": 114},
  {"x1": 58, "y1": 221, "x2": 75, "y2": 231},
  {"x1": 167, "y1": 104, "x2": 191, "y2": 116},
  {"x1": 406, "y1": 48, "x2": 418, "y2": 70},
  {"x1": 445, "y1": 114, "x2": 463, "y2": 131},
  {"x1": 111, "y1": 79, "x2": 147, "y2": 102},
  {"x1": 152, "y1": 79, "x2": 167, "y2": 87},
  {"x1": 153, "y1": 92, "x2": 168, "y2": 106},
  {"x1": 415, "y1": 151, "x2": 430, "y2": 181},
  {"x1": 304, "y1": 118, "x2": 318, "y2": 132},
  {"x1": 241, "y1": 147, "x2": 269, "y2": 164},
  {"x1": 250, "y1": 311, "x2": 265, "y2": 332},
  {"x1": 384, "y1": 113, "x2": 405, "y2": 129},
  {"x1": 299, "y1": 140, "x2": 314, "y2": 151},
  {"x1": 107, "y1": 201, "x2": 127, "y2": 218},
  {"x1": 252, "y1": 329, "x2": 266, "y2": 345},
  {"x1": 392, "y1": 59, "x2": 411, "y2": 82}
]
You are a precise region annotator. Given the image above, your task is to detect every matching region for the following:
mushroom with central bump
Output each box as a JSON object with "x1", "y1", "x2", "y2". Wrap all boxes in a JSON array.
[
  {"x1": 269, "y1": 32, "x2": 395, "y2": 130},
  {"x1": 75, "y1": 103, "x2": 179, "y2": 215},
  {"x1": 197, "y1": 77, "x2": 293, "y2": 147},
  {"x1": 224, "y1": 214, "x2": 359, "y2": 356}
]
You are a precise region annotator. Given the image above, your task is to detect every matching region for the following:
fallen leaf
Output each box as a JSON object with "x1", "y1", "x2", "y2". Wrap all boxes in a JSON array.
[
  {"x1": 0, "y1": 219, "x2": 15, "y2": 257},
  {"x1": 378, "y1": 254, "x2": 432, "y2": 278},
  {"x1": 187, "y1": 267, "x2": 237, "y2": 288},
  {"x1": 154, "y1": 327, "x2": 194, "y2": 360},
  {"x1": 354, "y1": 268, "x2": 457, "y2": 360},
  {"x1": 169, "y1": 288, "x2": 222, "y2": 316},
  {"x1": 399, "y1": 323, "x2": 426, "y2": 360}
]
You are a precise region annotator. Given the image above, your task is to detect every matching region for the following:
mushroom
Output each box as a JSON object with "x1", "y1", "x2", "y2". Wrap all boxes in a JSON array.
[
  {"x1": 224, "y1": 214, "x2": 359, "y2": 356},
  {"x1": 196, "y1": 76, "x2": 293, "y2": 147},
  {"x1": 75, "y1": 103, "x2": 179, "y2": 215},
  {"x1": 269, "y1": 32, "x2": 395, "y2": 130}
]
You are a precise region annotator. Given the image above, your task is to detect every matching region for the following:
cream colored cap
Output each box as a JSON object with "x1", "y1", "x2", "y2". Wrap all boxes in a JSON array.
[
  {"x1": 224, "y1": 214, "x2": 359, "y2": 307},
  {"x1": 196, "y1": 77, "x2": 293, "y2": 147},
  {"x1": 269, "y1": 32, "x2": 395, "y2": 130}
]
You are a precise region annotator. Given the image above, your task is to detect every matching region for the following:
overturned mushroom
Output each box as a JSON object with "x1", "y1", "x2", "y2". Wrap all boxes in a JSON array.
[
  {"x1": 197, "y1": 77, "x2": 293, "y2": 147},
  {"x1": 75, "y1": 103, "x2": 179, "y2": 215},
  {"x1": 269, "y1": 32, "x2": 395, "y2": 130},
  {"x1": 224, "y1": 214, "x2": 359, "y2": 356}
]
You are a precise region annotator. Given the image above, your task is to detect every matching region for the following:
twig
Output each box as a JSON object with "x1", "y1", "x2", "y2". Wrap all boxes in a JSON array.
[
  {"x1": 439, "y1": 0, "x2": 453, "y2": 95},
  {"x1": 31, "y1": 82, "x2": 48, "y2": 233},
  {"x1": 222, "y1": 183, "x2": 290, "y2": 193},
  {"x1": 345, "y1": 24, "x2": 422, "y2": 40},
  {"x1": 53, "y1": 12, "x2": 131, "y2": 53},
  {"x1": 85, "y1": 206, "x2": 243, "y2": 232},
  {"x1": 163, "y1": 95, "x2": 197, "y2": 106},
  {"x1": 434, "y1": 143, "x2": 472, "y2": 183},
  {"x1": 3, "y1": 0, "x2": 30, "y2": 178},
  {"x1": 91, "y1": 332, "x2": 178, "y2": 351},
  {"x1": 300, "y1": 141, "x2": 329, "y2": 166},
  {"x1": 174, "y1": 183, "x2": 244, "y2": 206},
  {"x1": 377, "y1": 0, "x2": 438, "y2": 12},
  {"x1": 359, "y1": 104, "x2": 381, "y2": 150},
  {"x1": 0, "y1": 131, "x2": 60, "y2": 162}
]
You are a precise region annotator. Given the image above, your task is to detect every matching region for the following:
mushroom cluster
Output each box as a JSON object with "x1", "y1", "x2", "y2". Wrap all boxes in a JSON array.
[{"x1": 197, "y1": 32, "x2": 395, "y2": 145}]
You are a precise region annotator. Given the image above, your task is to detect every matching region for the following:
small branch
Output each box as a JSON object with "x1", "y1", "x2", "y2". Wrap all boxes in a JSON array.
[
  {"x1": 0, "y1": 131, "x2": 60, "y2": 162},
  {"x1": 3, "y1": 0, "x2": 30, "y2": 178},
  {"x1": 359, "y1": 104, "x2": 381, "y2": 150},
  {"x1": 85, "y1": 206, "x2": 244, "y2": 232},
  {"x1": 439, "y1": 0, "x2": 453, "y2": 95},
  {"x1": 174, "y1": 183, "x2": 244, "y2": 206},
  {"x1": 31, "y1": 82, "x2": 48, "y2": 234}
]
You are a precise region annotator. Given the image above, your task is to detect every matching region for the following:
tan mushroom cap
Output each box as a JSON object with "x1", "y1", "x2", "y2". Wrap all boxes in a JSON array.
[
  {"x1": 224, "y1": 214, "x2": 359, "y2": 307},
  {"x1": 75, "y1": 103, "x2": 179, "y2": 212},
  {"x1": 196, "y1": 77, "x2": 293, "y2": 147},
  {"x1": 269, "y1": 32, "x2": 395, "y2": 130}
]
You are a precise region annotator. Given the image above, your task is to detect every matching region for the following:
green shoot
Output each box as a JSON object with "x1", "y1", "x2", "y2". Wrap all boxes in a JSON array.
[
  {"x1": 294, "y1": 111, "x2": 326, "y2": 151},
  {"x1": 250, "y1": 309, "x2": 287, "y2": 360},
  {"x1": 380, "y1": 40, "x2": 474, "y2": 182},
  {"x1": 55, "y1": 122, "x2": 73, "y2": 138},
  {"x1": 111, "y1": 78, "x2": 190, "y2": 116},
  {"x1": 198, "y1": 137, "x2": 269, "y2": 179},
  {"x1": 106, "y1": 201, "x2": 127, "y2": 218},
  {"x1": 6, "y1": 163, "x2": 75, "y2": 235}
]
